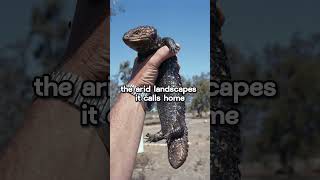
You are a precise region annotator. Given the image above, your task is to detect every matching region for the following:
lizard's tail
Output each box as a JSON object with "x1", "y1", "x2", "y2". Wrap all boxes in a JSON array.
[{"x1": 168, "y1": 135, "x2": 189, "y2": 169}]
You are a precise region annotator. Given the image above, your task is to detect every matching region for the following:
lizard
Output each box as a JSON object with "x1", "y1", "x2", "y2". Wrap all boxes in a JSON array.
[
  {"x1": 210, "y1": 2, "x2": 241, "y2": 180},
  {"x1": 123, "y1": 26, "x2": 188, "y2": 169}
]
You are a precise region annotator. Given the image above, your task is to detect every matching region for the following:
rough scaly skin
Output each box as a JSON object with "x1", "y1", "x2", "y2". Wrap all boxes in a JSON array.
[
  {"x1": 123, "y1": 26, "x2": 188, "y2": 169},
  {"x1": 210, "y1": 2, "x2": 241, "y2": 179}
]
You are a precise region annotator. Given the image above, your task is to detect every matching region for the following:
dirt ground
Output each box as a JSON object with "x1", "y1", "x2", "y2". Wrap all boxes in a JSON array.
[
  {"x1": 131, "y1": 115, "x2": 320, "y2": 180},
  {"x1": 132, "y1": 117, "x2": 210, "y2": 180}
]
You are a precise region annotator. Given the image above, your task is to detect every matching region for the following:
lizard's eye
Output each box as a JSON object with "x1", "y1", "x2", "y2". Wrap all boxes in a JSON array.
[{"x1": 133, "y1": 29, "x2": 142, "y2": 35}]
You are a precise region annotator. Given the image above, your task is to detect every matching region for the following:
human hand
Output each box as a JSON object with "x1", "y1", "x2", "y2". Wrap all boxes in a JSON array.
[
  {"x1": 61, "y1": 0, "x2": 109, "y2": 81},
  {"x1": 129, "y1": 46, "x2": 179, "y2": 87}
]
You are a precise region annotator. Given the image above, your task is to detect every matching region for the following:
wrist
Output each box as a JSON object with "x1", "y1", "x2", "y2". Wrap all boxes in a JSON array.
[
  {"x1": 61, "y1": 47, "x2": 108, "y2": 81},
  {"x1": 118, "y1": 93, "x2": 145, "y2": 112},
  {"x1": 44, "y1": 70, "x2": 109, "y2": 126},
  {"x1": 122, "y1": 83, "x2": 150, "y2": 112}
]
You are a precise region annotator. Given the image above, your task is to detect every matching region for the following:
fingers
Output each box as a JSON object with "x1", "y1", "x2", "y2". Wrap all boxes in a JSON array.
[{"x1": 129, "y1": 45, "x2": 180, "y2": 86}]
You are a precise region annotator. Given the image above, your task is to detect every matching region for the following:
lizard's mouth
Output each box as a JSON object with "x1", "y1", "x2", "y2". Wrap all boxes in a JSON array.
[{"x1": 122, "y1": 25, "x2": 158, "y2": 52}]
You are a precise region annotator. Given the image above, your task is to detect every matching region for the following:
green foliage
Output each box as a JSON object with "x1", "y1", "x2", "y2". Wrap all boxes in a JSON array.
[
  {"x1": 118, "y1": 60, "x2": 132, "y2": 84},
  {"x1": 0, "y1": 0, "x2": 70, "y2": 150},
  {"x1": 189, "y1": 73, "x2": 210, "y2": 117},
  {"x1": 29, "y1": 0, "x2": 69, "y2": 71},
  {"x1": 109, "y1": 61, "x2": 132, "y2": 107},
  {"x1": 262, "y1": 58, "x2": 320, "y2": 155}
]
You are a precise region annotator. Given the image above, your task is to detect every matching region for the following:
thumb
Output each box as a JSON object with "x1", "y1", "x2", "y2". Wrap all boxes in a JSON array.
[{"x1": 150, "y1": 46, "x2": 179, "y2": 68}]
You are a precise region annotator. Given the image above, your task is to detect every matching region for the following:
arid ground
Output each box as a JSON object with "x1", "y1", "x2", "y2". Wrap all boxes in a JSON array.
[
  {"x1": 133, "y1": 114, "x2": 210, "y2": 180},
  {"x1": 132, "y1": 114, "x2": 320, "y2": 180}
]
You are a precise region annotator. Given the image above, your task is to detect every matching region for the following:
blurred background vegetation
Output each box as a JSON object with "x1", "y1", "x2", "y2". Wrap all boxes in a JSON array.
[
  {"x1": 227, "y1": 33, "x2": 320, "y2": 175},
  {"x1": 0, "y1": 0, "x2": 74, "y2": 150}
]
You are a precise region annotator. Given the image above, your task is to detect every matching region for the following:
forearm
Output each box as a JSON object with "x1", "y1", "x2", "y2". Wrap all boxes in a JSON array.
[
  {"x1": 0, "y1": 0, "x2": 109, "y2": 179},
  {"x1": 110, "y1": 93, "x2": 145, "y2": 180},
  {"x1": 65, "y1": 0, "x2": 108, "y2": 59},
  {"x1": 0, "y1": 99, "x2": 107, "y2": 180}
]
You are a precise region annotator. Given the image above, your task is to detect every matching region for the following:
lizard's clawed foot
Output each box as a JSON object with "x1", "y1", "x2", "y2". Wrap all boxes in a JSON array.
[
  {"x1": 169, "y1": 43, "x2": 180, "y2": 54},
  {"x1": 144, "y1": 131, "x2": 164, "y2": 142},
  {"x1": 163, "y1": 37, "x2": 180, "y2": 54},
  {"x1": 172, "y1": 43, "x2": 180, "y2": 54},
  {"x1": 144, "y1": 133, "x2": 155, "y2": 142}
]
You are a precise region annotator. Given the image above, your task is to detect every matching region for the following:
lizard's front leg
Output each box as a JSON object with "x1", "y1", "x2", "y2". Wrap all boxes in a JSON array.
[
  {"x1": 145, "y1": 131, "x2": 165, "y2": 142},
  {"x1": 162, "y1": 37, "x2": 180, "y2": 54}
]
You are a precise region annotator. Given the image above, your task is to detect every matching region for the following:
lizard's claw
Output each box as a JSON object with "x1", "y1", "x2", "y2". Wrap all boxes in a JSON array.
[
  {"x1": 144, "y1": 131, "x2": 165, "y2": 142},
  {"x1": 162, "y1": 37, "x2": 180, "y2": 54},
  {"x1": 173, "y1": 43, "x2": 181, "y2": 53},
  {"x1": 144, "y1": 133, "x2": 153, "y2": 142},
  {"x1": 168, "y1": 43, "x2": 180, "y2": 54}
]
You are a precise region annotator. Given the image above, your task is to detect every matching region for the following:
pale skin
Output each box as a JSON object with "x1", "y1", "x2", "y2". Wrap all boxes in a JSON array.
[
  {"x1": 110, "y1": 47, "x2": 178, "y2": 180},
  {"x1": 0, "y1": 0, "x2": 109, "y2": 180}
]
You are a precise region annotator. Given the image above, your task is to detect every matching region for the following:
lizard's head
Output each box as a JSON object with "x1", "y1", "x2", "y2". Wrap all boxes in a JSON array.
[{"x1": 123, "y1": 25, "x2": 159, "y2": 53}]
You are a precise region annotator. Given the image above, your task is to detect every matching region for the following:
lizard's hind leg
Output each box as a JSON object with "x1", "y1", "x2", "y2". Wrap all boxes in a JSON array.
[
  {"x1": 145, "y1": 125, "x2": 185, "y2": 143},
  {"x1": 165, "y1": 125, "x2": 185, "y2": 143},
  {"x1": 145, "y1": 131, "x2": 165, "y2": 142}
]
